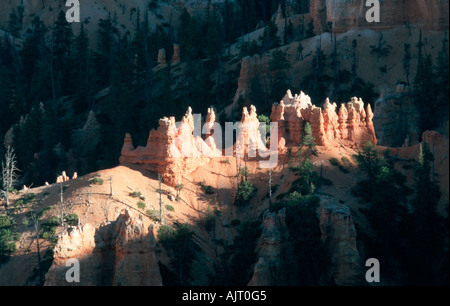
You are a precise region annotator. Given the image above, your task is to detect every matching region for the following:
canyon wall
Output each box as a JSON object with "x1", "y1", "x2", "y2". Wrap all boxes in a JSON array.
[
  {"x1": 44, "y1": 210, "x2": 162, "y2": 286},
  {"x1": 310, "y1": 0, "x2": 449, "y2": 33},
  {"x1": 248, "y1": 209, "x2": 289, "y2": 286},
  {"x1": 319, "y1": 203, "x2": 364, "y2": 286}
]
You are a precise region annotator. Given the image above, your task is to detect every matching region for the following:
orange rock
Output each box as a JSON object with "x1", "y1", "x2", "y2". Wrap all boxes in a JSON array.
[{"x1": 271, "y1": 90, "x2": 377, "y2": 148}]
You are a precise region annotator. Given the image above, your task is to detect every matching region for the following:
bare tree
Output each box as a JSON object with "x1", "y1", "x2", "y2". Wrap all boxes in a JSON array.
[{"x1": 1, "y1": 146, "x2": 19, "y2": 208}]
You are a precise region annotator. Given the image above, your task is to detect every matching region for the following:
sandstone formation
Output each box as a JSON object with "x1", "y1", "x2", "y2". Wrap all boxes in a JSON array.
[
  {"x1": 172, "y1": 43, "x2": 181, "y2": 64},
  {"x1": 157, "y1": 48, "x2": 167, "y2": 66},
  {"x1": 319, "y1": 203, "x2": 364, "y2": 286},
  {"x1": 120, "y1": 107, "x2": 221, "y2": 186},
  {"x1": 235, "y1": 105, "x2": 268, "y2": 157},
  {"x1": 310, "y1": 0, "x2": 449, "y2": 33},
  {"x1": 44, "y1": 210, "x2": 162, "y2": 286},
  {"x1": 270, "y1": 90, "x2": 377, "y2": 149},
  {"x1": 248, "y1": 209, "x2": 289, "y2": 286}
]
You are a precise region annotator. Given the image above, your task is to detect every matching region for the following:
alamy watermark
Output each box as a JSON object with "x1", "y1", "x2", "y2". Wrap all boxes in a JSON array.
[
  {"x1": 365, "y1": 0, "x2": 381, "y2": 23},
  {"x1": 160, "y1": 113, "x2": 279, "y2": 169},
  {"x1": 65, "y1": 0, "x2": 80, "y2": 23}
]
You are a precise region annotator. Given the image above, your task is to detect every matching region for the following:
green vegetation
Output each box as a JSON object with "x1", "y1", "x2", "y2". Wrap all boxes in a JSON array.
[
  {"x1": 137, "y1": 201, "x2": 146, "y2": 210},
  {"x1": 165, "y1": 204, "x2": 174, "y2": 212},
  {"x1": 64, "y1": 213, "x2": 79, "y2": 226},
  {"x1": 200, "y1": 181, "x2": 214, "y2": 195},
  {"x1": 341, "y1": 156, "x2": 351, "y2": 166},
  {"x1": 90, "y1": 177, "x2": 104, "y2": 185},
  {"x1": 40, "y1": 216, "x2": 60, "y2": 245},
  {"x1": 329, "y1": 157, "x2": 340, "y2": 166},
  {"x1": 213, "y1": 220, "x2": 262, "y2": 286},
  {"x1": 146, "y1": 209, "x2": 161, "y2": 222},
  {"x1": 157, "y1": 224, "x2": 199, "y2": 286},
  {"x1": 129, "y1": 191, "x2": 145, "y2": 200},
  {"x1": 351, "y1": 141, "x2": 448, "y2": 285},
  {"x1": 0, "y1": 219, "x2": 17, "y2": 263},
  {"x1": 236, "y1": 180, "x2": 257, "y2": 205}
]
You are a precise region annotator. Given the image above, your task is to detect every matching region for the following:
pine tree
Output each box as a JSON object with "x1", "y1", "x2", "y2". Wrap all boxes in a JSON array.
[
  {"x1": 300, "y1": 122, "x2": 318, "y2": 160},
  {"x1": 402, "y1": 43, "x2": 411, "y2": 86}
]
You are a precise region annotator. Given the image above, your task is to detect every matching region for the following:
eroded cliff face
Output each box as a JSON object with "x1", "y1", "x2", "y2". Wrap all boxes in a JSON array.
[
  {"x1": 373, "y1": 85, "x2": 422, "y2": 147},
  {"x1": 319, "y1": 203, "x2": 364, "y2": 286},
  {"x1": 44, "y1": 210, "x2": 162, "y2": 286},
  {"x1": 248, "y1": 209, "x2": 289, "y2": 286},
  {"x1": 270, "y1": 90, "x2": 377, "y2": 149},
  {"x1": 310, "y1": 0, "x2": 449, "y2": 33}
]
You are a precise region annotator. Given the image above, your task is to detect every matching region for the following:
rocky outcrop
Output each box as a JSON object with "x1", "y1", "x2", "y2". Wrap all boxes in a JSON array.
[
  {"x1": 270, "y1": 90, "x2": 377, "y2": 149},
  {"x1": 172, "y1": 44, "x2": 181, "y2": 64},
  {"x1": 120, "y1": 107, "x2": 221, "y2": 186},
  {"x1": 319, "y1": 203, "x2": 364, "y2": 286},
  {"x1": 248, "y1": 209, "x2": 289, "y2": 286},
  {"x1": 373, "y1": 86, "x2": 421, "y2": 147},
  {"x1": 310, "y1": 0, "x2": 449, "y2": 33},
  {"x1": 44, "y1": 210, "x2": 162, "y2": 286},
  {"x1": 236, "y1": 105, "x2": 268, "y2": 157},
  {"x1": 157, "y1": 48, "x2": 167, "y2": 66}
]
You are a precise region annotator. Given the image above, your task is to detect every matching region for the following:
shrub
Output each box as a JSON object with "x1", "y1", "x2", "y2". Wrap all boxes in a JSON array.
[
  {"x1": 0, "y1": 216, "x2": 14, "y2": 229},
  {"x1": 64, "y1": 213, "x2": 79, "y2": 226},
  {"x1": 165, "y1": 204, "x2": 174, "y2": 212},
  {"x1": 341, "y1": 156, "x2": 351, "y2": 166},
  {"x1": 137, "y1": 201, "x2": 146, "y2": 210},
  {"x1": 201, "y1": 181, "x2": 214, "y2": 195},
  {"x1": 0, "y1": 229, "x2": 17, "y2": 263},
  {"x1": 129, "y1": 191, "x2": 145, "y2": 200},
  {"x1": 329, "y1": 158, "x2": 340, "y2": 166},
  {"x1": 23, "y1": 193, "x2": 36, "y2": 204},
  {"x1": 237, "y1": 181, "x2": 257, "y2": 204},
  {"x1": 40, "y1": 216, "x2": 60, "y2": 244},
  {"x1": 146, "y1": 209, "x2": 161, "y2": 222},
  {"x1": 157, "y1": 225, "x2": 176, "y2": 243}
]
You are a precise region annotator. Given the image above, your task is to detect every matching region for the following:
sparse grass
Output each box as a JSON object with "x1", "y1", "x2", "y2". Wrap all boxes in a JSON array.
[{"x1": 222, "y1": 159, "x2": 230, "y2": 164}]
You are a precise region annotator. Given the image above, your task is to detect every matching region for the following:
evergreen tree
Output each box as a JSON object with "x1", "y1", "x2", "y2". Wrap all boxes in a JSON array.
[
  {"x1": 402, "y1": 43, "x2": 411, "y2": 86},
  {"x1": 260, "y1": 20, "x2": 280, "y2": 52},
  {"x1": 72, "y1": 23, "x2": 91, "y2": 113},
  {"x1": 404, "y1": 142, "x2": 446, "y2": 285}
]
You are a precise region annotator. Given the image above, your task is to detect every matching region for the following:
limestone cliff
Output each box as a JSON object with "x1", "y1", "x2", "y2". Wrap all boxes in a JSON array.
[{"x1": 44, "y1": 210, "x2": 162, "y2": 286}]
